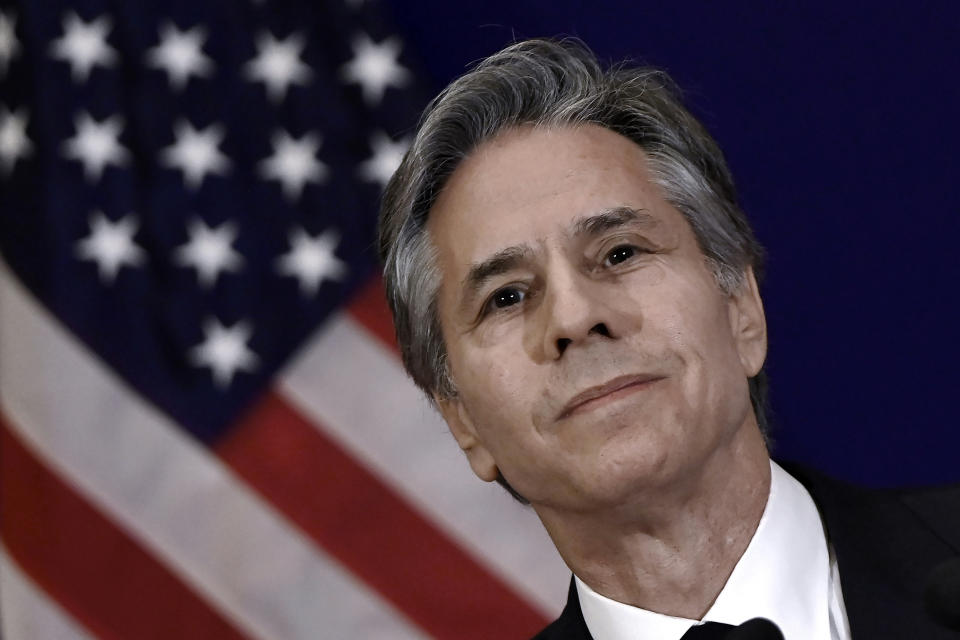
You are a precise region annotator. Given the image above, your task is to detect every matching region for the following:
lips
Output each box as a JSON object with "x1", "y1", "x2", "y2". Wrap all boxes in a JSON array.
[{"x1": 557, "y1": 373, "x2": 664, "y2": 420}]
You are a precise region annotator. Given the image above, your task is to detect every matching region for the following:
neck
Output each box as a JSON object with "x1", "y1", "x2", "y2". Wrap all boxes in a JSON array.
[{"x1": 535, "y1": 422, "x2": 771, "y2": 620}]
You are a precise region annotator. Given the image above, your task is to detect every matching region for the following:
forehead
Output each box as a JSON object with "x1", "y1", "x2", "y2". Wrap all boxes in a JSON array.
[{"x1": 426, "y1": 124, "x2": 687, "y2": 275}]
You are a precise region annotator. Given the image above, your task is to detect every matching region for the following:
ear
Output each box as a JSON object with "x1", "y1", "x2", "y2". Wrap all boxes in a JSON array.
[
  {"x1": 434, "y1": 395, "x2": 500, "y2": 483},
  {"x1": 728, "y1": 266, "x2": 767, "y2": 377}
]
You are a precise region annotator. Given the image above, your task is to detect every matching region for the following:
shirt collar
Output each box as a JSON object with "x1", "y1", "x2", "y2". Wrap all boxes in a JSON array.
[{"x1": 576, "y1": 460, "x2": 832, "y2": 640}]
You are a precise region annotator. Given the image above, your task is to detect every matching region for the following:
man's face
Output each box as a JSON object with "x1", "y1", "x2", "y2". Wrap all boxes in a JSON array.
[{"x1": 428, "y1": 125, "x2": 766, "y2": 512}]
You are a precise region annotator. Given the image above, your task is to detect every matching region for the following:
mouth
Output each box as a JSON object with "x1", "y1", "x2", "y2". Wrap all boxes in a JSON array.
[{"x1": 558, "y1": 374, "x2": 664, "y2": 420}]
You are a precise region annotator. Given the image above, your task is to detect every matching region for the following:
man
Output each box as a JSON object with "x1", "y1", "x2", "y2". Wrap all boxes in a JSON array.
[{"x1": 377, "y1": 39, "x2": 960, "y2": 639}]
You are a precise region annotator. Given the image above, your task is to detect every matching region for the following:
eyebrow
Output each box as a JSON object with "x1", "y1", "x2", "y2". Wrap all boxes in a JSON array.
[
  {"x1": 572, "y1": 206, "x2": 657, "y2": 237},
  {"x1": 458, "y1": 207, "x2": 657, "y2": 308}
]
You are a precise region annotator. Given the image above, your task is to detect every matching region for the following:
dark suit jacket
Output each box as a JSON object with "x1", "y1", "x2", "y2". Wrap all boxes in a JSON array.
[{"x1": 532, "y1": 463, "x2": 960, "y2": 639}]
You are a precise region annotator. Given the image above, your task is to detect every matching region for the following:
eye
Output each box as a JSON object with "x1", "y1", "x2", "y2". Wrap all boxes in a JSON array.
[
  {"x1": 492, "y1": 287, "x2": 524, "y2": 308},
  {"x1": 604, "y1": 244, "x2": 639, "y2": 266},
  {"x1": 483, "y1": 286, "x2": 525, "y2": 315}
]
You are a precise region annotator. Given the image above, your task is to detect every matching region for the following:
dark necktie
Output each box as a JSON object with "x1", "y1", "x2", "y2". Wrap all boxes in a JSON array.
[
  {"x1": 679, "y1": 618, "x2": 784, "y2": 639},
  {"x1": 680, "y1": 622, "x2": 734, "y2": 639}
]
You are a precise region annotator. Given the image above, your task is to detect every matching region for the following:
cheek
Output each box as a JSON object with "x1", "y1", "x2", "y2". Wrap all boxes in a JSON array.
[
  {"x1": 471, "y1": 317, "x2": 522, "y2": 349},
  {"x1": 452, "y1": 343, "x2": 540, "y2": 431},
  {"x1": 649, "y1": 277, "x2": 745, "y2": 398},
  {"x1": 675, "y1": 306, "x2": 752, "y2": 429}
]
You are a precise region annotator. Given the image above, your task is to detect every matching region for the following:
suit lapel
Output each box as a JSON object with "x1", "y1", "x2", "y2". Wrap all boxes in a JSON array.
[
  {"x1": 784, "y1": 463, "x2": 959, "y2": 639},
  {"x1": 532, "y1": 579, "x2": 593, "y2": 639}
]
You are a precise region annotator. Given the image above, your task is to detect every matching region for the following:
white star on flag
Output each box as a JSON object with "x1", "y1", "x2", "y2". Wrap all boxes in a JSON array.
[
  {"x1": 0, "y1": 9, "x2": 20, "y2": 77},
  {"x1": 258, "y1": 130, "x2": 328, "y2": 201},
  {"x1": 244, "y1": 31, "x2": 312, "y2": 103},
  {"x1": 49, "y1": 12, "x2": 117, "y2": 82},
  {"x1": 0, "y1": 105, "x2": 32, "y2": 176},
  {"x1": 160, "y1": 119, "x2": 231, "y2": 190},
  {"x1": 75, "y1": 211, "x2": 147, "y2": 284},
  {"x1": 61, "y1": 111, "x2": 129, "y2": 182},
  {"x1": 173, "y1": 218, "x2": 243, "y2": 287},
  {"x1": 145, "y1": 22, "x2": 214, "y2": 91},
  {"x1": 358, "y1": 131, "x2": 408, "y2": 189},
  {"x1": 189, "y1": 317, "x2": 259, "y2": 388},
  {"x1": 341, "y1": 33, "x2": 410, "y2": 105},
  {"x1": 275, "y1": 227, "x2": 347, "y2": 297}
]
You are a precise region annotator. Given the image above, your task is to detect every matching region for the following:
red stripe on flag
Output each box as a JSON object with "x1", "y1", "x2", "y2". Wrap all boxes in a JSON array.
[
  {"x1": 0, "y1": 416, "x2": 251, "y2": 640},
  {"x1": 217, "y1": 392, "x2": 547, "y2": 640},
  {"x1": 346, "y1": 275, "x2": 398, "y2": 352}
]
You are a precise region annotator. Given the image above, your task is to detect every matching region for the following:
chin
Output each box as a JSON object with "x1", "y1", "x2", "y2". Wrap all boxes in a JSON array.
[
  {"x1": 530, "y1": 449, "x2": 678, "y2": 513},
  {"x1": 591, "y1": 432, "x2": 689, "y2": 502}
]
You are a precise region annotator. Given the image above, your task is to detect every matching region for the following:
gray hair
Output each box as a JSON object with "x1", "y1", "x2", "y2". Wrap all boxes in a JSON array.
[{"x1": 378, "y1": 38, "x2": 769, "y2": 499}]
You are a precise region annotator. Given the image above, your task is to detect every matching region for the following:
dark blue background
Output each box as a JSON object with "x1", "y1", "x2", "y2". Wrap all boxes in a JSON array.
[{"x1": 384, "y1": 1, "x2": 960, "y2": 487}]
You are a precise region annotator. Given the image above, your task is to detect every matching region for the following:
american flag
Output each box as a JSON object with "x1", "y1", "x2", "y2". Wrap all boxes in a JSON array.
[{"x1": 0, "y1": 1, "x2": 568, "y2": 637}]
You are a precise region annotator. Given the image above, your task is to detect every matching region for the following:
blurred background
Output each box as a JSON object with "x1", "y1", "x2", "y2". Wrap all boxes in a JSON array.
[{"x1": 0, "y1": 1, "x2": 957, "y2": 638}]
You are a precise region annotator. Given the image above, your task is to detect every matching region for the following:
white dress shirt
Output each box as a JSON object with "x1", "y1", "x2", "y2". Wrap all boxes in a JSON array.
[{"x1": 576, "y1": 461, "x2": 851, "y2": 640}]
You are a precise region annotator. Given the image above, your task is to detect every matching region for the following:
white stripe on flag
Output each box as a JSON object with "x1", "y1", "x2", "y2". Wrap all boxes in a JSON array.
[
  {"x1": 280, "y1": 313, "x2": 570, "y2": 617},
  {"x1": 0, "y1": 545, "x2": 95, "y2": 640},
  {"x1": 0, "y1": 260, "x2": 427, "y2": 640}
]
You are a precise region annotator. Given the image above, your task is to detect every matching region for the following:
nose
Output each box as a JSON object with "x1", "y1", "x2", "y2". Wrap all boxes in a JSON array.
[{"x1": 531, "y1": 269, "x2": 622, "y2": 360}]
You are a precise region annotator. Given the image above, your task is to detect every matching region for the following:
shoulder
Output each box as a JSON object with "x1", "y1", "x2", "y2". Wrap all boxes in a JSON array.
[
  {"x1": 779, "y1": 459, "x2": 960, "y2": 551},
  {"x1": 895, "y1": 483, "x2": 960, "y2": 553}
]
